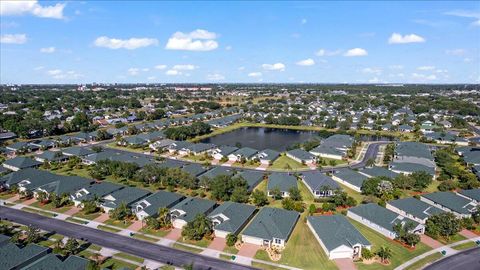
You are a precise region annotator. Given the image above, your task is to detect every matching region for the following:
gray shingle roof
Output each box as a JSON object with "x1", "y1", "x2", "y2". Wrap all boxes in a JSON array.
[
  {"x1": 3, "y1": 157, "x2": 42, "y2": 170},
  {"x1": 459, "y1": 188, "x2": 480, "y2": 202},
  {"x1": 242, "y1": 207, "x2": 299, "y2": 240},
  {"x1": 395, "y1": 142, "x2": 433, "y2": 160},
  {"x1": 101, "y1": 187, "x2": 150, "y2": 208},
  {"x1": 208, "y1": 201, "x2": 256, "y2": 234},
  {"x1": 231, "y1": 147, "x2": 258, "y2": 159},
  {"x1": 22, "y1": 254, "x2": 89, "y2": 270},
  {"x1": 182, "y1": 163, "x2": 207, "y2": 177},
  {"x1": 0, "y1": 242, "x2": 49, "y2": 270},
  {"x1": 134, "y1": 190, "x2": 185, "y2": 216},
  {"x1": 301, "y1": 170, "x2": 339, "y2": 191},
  {"x1": 333, "y1": 168, "x2": 368, "y2": 189},
  {"x1": 389, "y1": 162, "x2": 435, "y2": 176},
  {"x1": 422, "y1": 192, "x2": 477, "y2": 215},
  {"x1": 267, "y1": 173, "x2": 297, "y2": 192},
  {"x1": 74, "y1": 182, "x2": 124, "y2": 202},
  {"x1": 388, "y1": 197, "x2": 444, "y2": 221},
  {"x1": 287, "y1": 149, "x2": 315, "y2": 161},
  {"x1": 235, "y1": 170, "x2": 264, "y2": 191},
  {"x1": 349, "y1": 203, "x2": 419, "y2": 232},
  {"x1": 360, "y1": 166, "x2": 398, "y2": 179},
  {"x1": 308, "y1": 215, "x2": 370, "y2": 252},
  {"x1": 62, "y1": 146, "x2": 94, "y2": 156},
  {"x1": 170, "y1": 197, "x2": 217, "y2": 223},
  {"x1": 200, "y1": 166, "x2": 236, "y2": 179}
]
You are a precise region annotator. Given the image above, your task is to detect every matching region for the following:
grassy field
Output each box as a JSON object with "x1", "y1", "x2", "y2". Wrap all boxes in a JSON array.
[
  {"x1": 140, "y1": 227, "x2": 170, "y2": 237},
  {"x1": 0, "y1": 192, "x2": 15, "y2": 200},
  {"x1": 178, "y1": 237, "x2": 212, "y2": 248},
  {"x1": 73, "y1": 211, "x2": 101, "y2": 220},
  {"x1": 350, "y1": 218, "x2": 432, "y2": 270},
  {"x1": 97, "y1": 225, "x2": 121, "y2": 233},
  {"x1": 22, "y1": 207, "x2": 57, "y2": 218},
  {"x1": 104, "y1": 218, "x2": 132, "y2": 229},
  {"x1": 254, "y1": 213, "x2": 337, "y2": 270},
  {"x1": 132, "y1": 233, "x2": 158, "y2": 242},
  {"x1": 172, "y1": 243, "x2": 203, "y2": 253},
  {"x1": 29, "y1": 201, "x2": 72, "y2": 213},
  {"x1": 270, "y1": 155, "x2": 308, "y2": 170},
  {"x1": 114, "y1": 252, "x2": 145, "y2": 263},
  {"x1": 434, "y1": 233, "x2": 467, "y2": 245},
  {"x1": 451, "y1": 241, "x2": 478, "y2": 250},
  {"x1": 251, "y1": 261, "x2": 289, "y2": 270},
  {"x1": 101, "y1": 257, "x2": 139, "y2": 270},
  {"x1": 404, "y1": 252, "x2": 442, "y2": 270},
  {"x1": 223, "y1": 245, "x2": 239, "y2": 254}
]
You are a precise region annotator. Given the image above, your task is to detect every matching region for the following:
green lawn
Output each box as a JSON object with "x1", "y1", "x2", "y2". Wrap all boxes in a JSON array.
[
  {"x1": 404, "y1": 252, "x2": 442, "y2": 270},
  {"x1": 97, "y1": 225, "x2": 121, "y2": 233},
  {"x1": 114, "y1": 252, "x2": 144, "y2": 263},
  {"x1": 29, "y1": 201, "x2": 72, "y2": 213},
  {"x1": 251, "y1": 261, "x2": 289, "y2": 270},
  {"x1": 254, "y1": 213, "x2": 337, "y2": 270},
  {"x1": 223, "y1": 245, "x2": 239, "y2": 254},
  {"x1": 104, "y1": 218, "x2": 133, "y2": 229},
  {"x1": 22, "y1": 207, "x2": 57, "y2": 218},
  {"x1": 139, "y1": 227, "x2": 170, "y2": 238},
  {"x1": 172, "y1": 243, "x2": 202, "y2": 253},
  {"x1": 66, "y1": 217, "x2": 89, "y2": 224},
  {"x1": 336, "y1": 182, "x2": 365, "y2": 203},
  {"x1": 101, "y1": 257, "x2": 139, "y2": 270},
  {"x1": 350, "y1": 219, "x2": 432, "y2": 270},
  {"x1": 132, "y1": 233, "x2": 158, "y2": 242},
  {"x1": 451, "y1": 241, "x2": 477, "y2": 250},
  {"x1": 0, "y1": 192, "x2": 15, "y2": 200},
  {"x1": 434, "y1": 233, "x2": 467, "y2": 245},
  {"x1": 270, "y1": 155, "x2": 308, "y2": 170},
  {"x1": 319, "y1": 157, "x2": 348, "y2": 167},
  {"x1": 178, "y1": 237, "x2": 212, "y2": 248},
  {"x1": 73, "y1": 211, "x2": 101, "y2": 220}
]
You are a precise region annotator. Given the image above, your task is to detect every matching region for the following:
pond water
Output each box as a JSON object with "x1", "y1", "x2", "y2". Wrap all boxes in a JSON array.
[{"x1": 200, "y1": 127, "x2": 395, "y2": 151}]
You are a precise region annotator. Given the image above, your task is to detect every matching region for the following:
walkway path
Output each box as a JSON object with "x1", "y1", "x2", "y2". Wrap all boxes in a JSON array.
[{"x1": 334, "y1": 258, "x2": 357, "y2": 270}]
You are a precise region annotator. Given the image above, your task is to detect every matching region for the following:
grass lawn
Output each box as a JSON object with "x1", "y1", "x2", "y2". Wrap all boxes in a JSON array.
[
  {"x1": 97, "y1": 225, "x2": 121, "y2": 233},
  {"x1": 132, "y1": 233, "x2": 158, "y2": 242},
  {"x1": 104, "y1": 218, "x2": 133, "y2": 229},
  {"x1": 350, "y1": 218, "x2": 432, "y2": 270},
  {"x1": 254, "y1": 213, "x2": 337, "y2": 270},
  {"x1": 270, "y1": 155, "x2": 308, "y2": 170},
  {"x1": 77, "y1": 249, "x2": 97, "y2": 259},
  {"x1": 336, "y1": 182, "x2": 365, "y2": 203},
  {"x1": 404, "y1": 252, "x2": 442, "y2": 270},
  {"x1": 101, "y1": 257, "x2": 139, "y2": 270},
  {"x1": 251, "y1": 261, "x2": 288, "y2": 270},
  {"x1": 87, "y1": 244, "x2": 102, "y2": 251},
  {"x1": 178, "y1": 237, "x2": 212, "y2": 248},
  {"x1": 160, "y1": 266, "x2": 176, "y2": 270},
  {"x1": 0, "y1": 192, "x2": 15, "y2": 200},
  {"x1": 434, "y1": 233, "x2": 467, "y2": 245},
  {"x1": 451, "y1": 241, "x2": 477, "y2": 250},
  {"x1": 223, "y1": 245, "x2": 239, "y2": 254},
  {"x1": 66, "y1": 217, "x2": 89, "y2": 224},
  {"x1": 73, "y1": 211, "x2": 101, "y2": 220},
  {"x1": 114, "y1": 252, "x2": 144, "y2": 263},
  {"x1": 30, "y1": 201, "x2": 72, "y2": 213},
  {"x1": 220, "y1": 254, "x2": 234, "y2": 261},
  {"x1": 319, "y1": 157, "x2": 348, "y2": 167},
  {"x1": 140, "y1": 227, "x2": 170, "y2": 237},
  {"x1": 232, "y1": 161, "x2": 261, "y2": 169},
  {"x1": 22, "y1": 207, "x2": 57, "y2": 218},
  {"x1": 172, "y1": 243, "x2": 202, "y2": 253}
]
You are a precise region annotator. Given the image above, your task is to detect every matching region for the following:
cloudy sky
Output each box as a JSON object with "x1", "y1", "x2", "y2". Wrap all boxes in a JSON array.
[{"x1": 1, "y1": 1, "x2": 479, "y2": 84}]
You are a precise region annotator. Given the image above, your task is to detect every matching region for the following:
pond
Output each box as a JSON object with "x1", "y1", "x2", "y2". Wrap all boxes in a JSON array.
[{"x1": 200, "y1": 127, "x2": 395, "y2": 151}]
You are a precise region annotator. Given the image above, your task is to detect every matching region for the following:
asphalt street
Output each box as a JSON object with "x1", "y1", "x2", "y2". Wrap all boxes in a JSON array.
[
  {"x1": 0, "y1": 206, "x2": 257, "y2": 270},
  {"x1": 424, "y1": 247, "x2": 480, "y2": 270}
]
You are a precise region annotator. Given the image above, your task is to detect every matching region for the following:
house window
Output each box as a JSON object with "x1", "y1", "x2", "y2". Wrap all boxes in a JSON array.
[{"x1": 274, "y1": 238, "x2": 282, "y2": 244}]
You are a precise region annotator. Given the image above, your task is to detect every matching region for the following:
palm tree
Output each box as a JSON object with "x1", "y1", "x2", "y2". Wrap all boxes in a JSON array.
[
  {"x1": 157, "y1": 207, "x2": 170, "y2": 228},
  {"x1": 377, "y1": 246, "x2": 392, "y2": 263}
]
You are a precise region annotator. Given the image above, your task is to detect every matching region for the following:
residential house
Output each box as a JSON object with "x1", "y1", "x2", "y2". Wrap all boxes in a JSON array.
[
  {"x1": 169, "y1": 197, "x2": 217, "y2": 229},
  {"x1": 359, "y1": 166, "x2": 398, "y2": 179},
  {"x1": 235, "y1": 170, "x2": 264, "y2": 191},
  {"x1": 132, "y1": 191, "x2": 185, "y2": 220},
  {"x1": 331, "y1": 168, "x2": 368, "y2": 192},
  {"x1": 386, "y1": 197, "x2": 444, "y2": 224},
  {"x1": 420, "y1": 192, "x2": 478, "y2": 218},
  {"x1": 254, "y1": 149, "x2": 280, "y2": 165},
  {"x1": 71, "y1": 182, "x2": 124, "y2": 207},
  {"x1": 2, "y1": 157, "x2": 42, "y2": 171},
  {"x1": 208, "y1": 201, "x2": 256, "y2": 238},
  {"x1": 241, "y1": 207, "x2": 299, "y2": 248},
  {"x1": 457, "y1": 189, "x2": 480, "y2": 204},
  {"x1": 228, "y1": 147, "x2": 258, "y2": 162},
  {"x1": 307, "y1": 215, "x2": 371, "y2": 259},
  {"x1": 267, "y1": 173, "x2": 297, "y2": 198},
  {"x1": 347, "y1": 203, "x2": 425, "y2": 239},
  {"x1": 100, "y1": 187, "x2": 150, "y2": 213},
  {"x1": 301, "y1": 170, "x2": 340, "y2": 198},
  {"x1": 286, "y1": 149, "x2": 316, "y2": 164},
  {"x1": 310, "y1": 134, "x2": 354, "y2": 160},
  {"x1": 208, "y1": 146, "x2": 238, "y2": 160},
  {"x1": 34, "y1": 151, "x2": 69, "y2": 163}
]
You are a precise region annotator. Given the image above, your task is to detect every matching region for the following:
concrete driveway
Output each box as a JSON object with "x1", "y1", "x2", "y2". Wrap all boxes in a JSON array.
[
  {"x1": 334, "y1": 258, "x2": 357, "y2": 270},
  {"x1": 165, "y1": 228, "x2": 182, "y2": 241},
  {"x1": 237, "y1": 243, "x2": 261, "y2": 258},
  {"x1": 421, "y1": 234, "x2": 444, "y2": 248},
  {"x1": 208, "y1": 237, "x2": 227, "y2": 251}
]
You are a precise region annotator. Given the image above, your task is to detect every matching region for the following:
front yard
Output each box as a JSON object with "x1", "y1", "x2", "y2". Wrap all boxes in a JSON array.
[{"x1": 270, "y1": 156, "x2": 308, "y2": 170}]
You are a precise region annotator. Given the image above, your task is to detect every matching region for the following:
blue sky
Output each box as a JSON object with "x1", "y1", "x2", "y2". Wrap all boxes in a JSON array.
[{"x1": 1, "y1": 1, "x2": 479, "y2": 84}]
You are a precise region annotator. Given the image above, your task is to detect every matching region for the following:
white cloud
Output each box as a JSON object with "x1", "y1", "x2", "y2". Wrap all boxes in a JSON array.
[
  {"x1": 0, "y1": 33, "x2": 26, "y2": 44},
  {"x1": 445, "y1": 49, "x2": 466, "y2": 56},
  {"x1": 165, "y1": 69, "x2": 180, "y2": 76},
  {"x1": 412, "y1": 73, "x2": 437, "y2": 81},
  {"x1": 172, "y1": 64, "x2": 196, "y2": 70},
  {"x1": 47, "y1": 69, "x2": 62, "y2": 76},
  {"x1": 0, "y1": 0, "x2": 65, "y2": 19},
  {"x1": 315, "y1": 49, "x2": 341, "y2": 56},
  {"x1": 127, "y1": 68, "x2": 139, "y2": 76},
  {"x1": 389, "y1": 65, "x2": 404, "y2": 70},
  {"x1": 343, "y1": 48, "x2": 368, "y2": 57},
  {"x1": 207, "y1": 73, "x2": 225, "y2": 81},
  {"x1": 296, "y1": 58, "x2": 315, "y2": 66},
  {"x1": 225, "y1": 45, "x2": 232, "y2": 50},
  {"x1": 46, "y1": 69, "x2": 82, "y2": 79},
  {"x1": 262, "y1": 63, "x2": 285, "y2": 71},
  {"x1": 248, "y1": 72, "x2": 262, "y2": 77},
  {"x1": 362, "y1": 67, "x2": 382, "y2": 74},
  {"x1": 417, "y1": 66, "x2": 435, "y2": 71},
  {"x1": 368, "y1": 77, "x2": 380, "y2": 83},
  {"x1": 142, "y1": 68, "x2": 149, "y2": 72},
  {"x1": 154, "y1": 65, "x2": 167, "y2": 70},
  {"x1": 40, "y1": 47, "x2": 55, "y2": 53},
  {"x1": 238, "y1": 66, "x2": 245, "y2": 71},
  {"x1": 147, "y1": 76, "x2": 156, "y2": 80},
  {"x1": 165, "y1": 29, "x2": 218, "y2": 51},
  {"x1": 388, "y1": 33, "x2": 425, "y2": 44},
  {"x1": 94, "y1": 36, "x2": 158, "y2": 50},
  {"x1": 33, "y1": 66, "x2": 44, "y2": 71},
  {"x1": 444, "y1": 10, "x2": 480, "y2": 27}
]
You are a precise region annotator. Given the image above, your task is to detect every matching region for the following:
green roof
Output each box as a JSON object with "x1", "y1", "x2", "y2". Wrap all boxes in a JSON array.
[
  {"x1": 308, "y1": 215, "x2": 370, "y2": 252},
  {"x1": 170, "y1": 197, "x2": 216, "y2": 223},
  {"x1": 267, "y1": 173, "x2": 297, "y2": 192},
  {"x1": 235, "y1": 170, "x2": 264, "y2": 191},
  {"x1": 200, "y1": 166, "x2": 236, "y2": 179},
  {"x1": 388, "y1": 197, "x2": 444, "y2": 221},
  {"x1": 74, "y1": 182, "x2": 124, "y2": 202},
  {"x1": 3, "y1": 157, "x2": 42, "y2": 170},
  {"x1": 422, "y1": 192, "x2": 477, "y2": 215},
  {"x1": 360, "y1": 166, "x2": 398, "y2": 179},
  {"x1": 459, "y1": 189, "x2": 480, "y2": 202},
  {"x1": 134, "y1": 191, "x2": 185, "y2": 216},
  {"x1": 208, "y1": 201, "x2": 256, "y2": 234},
  {"x1": 0, "y1": 242, "x2": 49, "y2": 270},
  {"x1": 101, "y1": 187, "x2": 150, "y2": 208},
  {"x1": 22, "y1": 254, "x2": 89, "y2": 270},
  {"x1": 242, "y1": 207, "x2": 299, "y2": 240}
]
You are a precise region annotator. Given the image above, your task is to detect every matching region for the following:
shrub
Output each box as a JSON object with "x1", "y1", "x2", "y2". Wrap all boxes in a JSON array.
[{"x1": 226, "y1": 233, "x2": 237, "y2": 247}]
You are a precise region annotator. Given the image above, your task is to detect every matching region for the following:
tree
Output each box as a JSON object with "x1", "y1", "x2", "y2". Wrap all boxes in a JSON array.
[
  {"x1": 270, "y1": 187, "x2": 282, "y2": 200},
  {"x1": 158, "y1": 207, "x2": 171, "y2": 228},
  {"x1": 181, "y1": 214, "x2": 213, "y2": 241},
  {"x1": 411, "y1": 171, "x2": 432, "y2": 191},
  {"x1": 425, "y1": 212, "x2": 461, "y2": 241},
  {"x1": 392, "y1": 174, "x2": 415, "y2": 190},
  {"x1": 361, "y1": 178, "x2": 382, "y2": 196},
  {"x1": 82, "y1": 199, "x2": 99, "y2": 214},
  {"x1": 145, "y1": 216, "x2": 161, "y2": 230},
  {"x1": 64, "y1": 238, "x2": 80, "y2": 255},
  {"x1": 25, "y1": 225, "x2": 41, "y2": 244},
  {"x1": 376, "y1": 246, "x2": 392, "y2": 263},
  {"x1": 36, "y1": 191, "x2": 49, "y2": 203},
  {"x1": 109, "y1": 202, "x2": 132, "y2": 221},
  {"x1": 251, "y1": 190, "x2": 268, "y2": 206},
  {"x1": 289, "y1": 187, "x2": 302, "y2": 201},
  {"x1": 393, "y1": 222, "x2": 420, "y2": 247},
  {"x1": 10, "y1": 232, "x2": 22, "y2": 244},
  {"x1": 308, "y1": 204, "x2": 316, "y2": 215},
  {"x1": 226, "y1": 233, "x2": 237, "y2": 247}
]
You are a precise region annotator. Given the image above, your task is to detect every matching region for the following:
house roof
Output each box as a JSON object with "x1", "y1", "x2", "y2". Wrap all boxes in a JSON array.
[
  {"x1": 208, "y1": 201, "x2": 256, "y2": 234},
  {"x1": 457, "y1": 147, "x2": 480, "y2": 165},
  {"x1": 301, "y1": 170, "x2": 339, "y2": 191},
  {"x1": 459, "y1": 189, "x2": 480, "y2": 202},
  {"x1": 422, "y1": 192, "x2": 477, "y2": 215},
  {"x1": 62, "y1": 146, "x2": 94, "y2": 156},
  {"x1": 311, "y1": 134, "x2": 353, "y2": 157},
  {"x1": 37, "y1": 176, "x2": 93, "y2": 195},
  {"x1": 187, "y1": 143, "x2": 215, "y2": 153},
  {"x1": 267, "y1": 173, "x2": 297, "y2": 192},
  {"x1": 308, "y1": 215, "x2": 370, "y2": 252},
  {"x1": 395, "y1": 142, "x2": 433, "y2": 160},
  {"x1": 255, "y1": 149, "x2": 280, "y2": 161},
  {"x1": 22, "y1": 254, "x2": 89, "y2": 270},
  {"x1": 349, "y1": 203, "x2": 420, "y2": 232},
  {"x1": 333, "y1": 168, "x2": 368, "y2": 189},
  {"x1": 170, "y1": 197, "x2": 217, "y2": 223},
  {"x1": 101, "y1": 187, "x2": 150, "y2": 208},
  {"x1": 182, "y1": 163, "x2": 208, "y2": 177},
  {"x1": 35, "y1": 151, "x2": 68, "y2": 162},
  {"x1": 242, "y1": 207, "x2": 299, "y2": 240},
  {"x1": 360, "y1": 166, "x2": 398, "y2": 179},
  {"x1": 0, "y1": 242, "x2": 49, "y2": 270},
  {"x1": 235, "y1": 170, "x2": 264, "y2": 191},
  {"x1": 388, "y1": 197, "x2": 444, "y2": 221},
  {"x1": 231, "y1": 147, "x2": 258, "y2": 158},
  {"x1": 287, "y1": 149, "x2": 315, "y2": 161},
  {"x1": 3, "y1": 157, "x2": 42, "y2": 169},
  {"x1": 134, "y1": 191, "x2": 185, "y2": 216},
  {"x1": 389, "y1": 162, "x2": 435, "y2": 176},
  {"x1": 74, "y1": 182, "x2": 124, "y2": 202},
  {"x1": 200, "y1": 166, "x2": 236, "y2": 179},
  {"x1": 215, "y1": 146, "x2": 238, "y2": 156}
]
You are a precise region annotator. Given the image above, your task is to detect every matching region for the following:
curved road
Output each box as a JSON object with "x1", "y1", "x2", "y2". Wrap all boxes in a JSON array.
[
  {"x1": 0, "y1": 206, "x2": 256, "y2": 270},
  {"x1": 424, "y1": 247, "x2": 480, "y2": 270}
]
